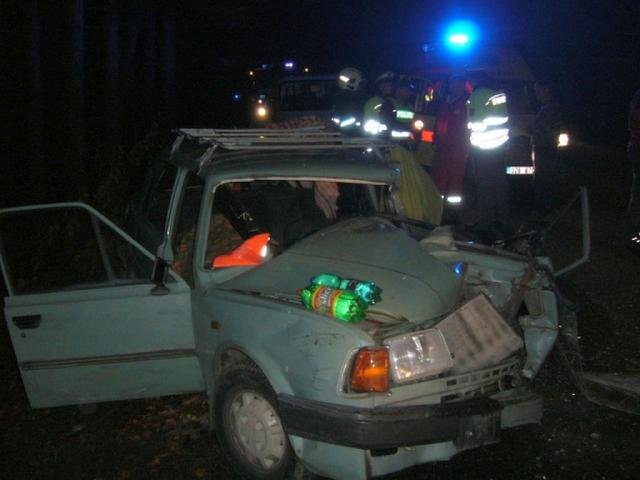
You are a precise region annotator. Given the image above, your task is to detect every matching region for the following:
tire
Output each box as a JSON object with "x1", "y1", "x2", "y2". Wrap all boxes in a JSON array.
[{"x1": 215, "y1": 362, "x2": 298, "y2": 480}]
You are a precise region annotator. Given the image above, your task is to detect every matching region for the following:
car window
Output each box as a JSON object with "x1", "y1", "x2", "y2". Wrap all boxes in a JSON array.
[
  {"x1": 146, "y1": 163, "x2": 178, "y2": 231},
  {"x1": 171, "y1": 173, "x2": 205, "y2": 287},
  {"x1": 0, "y1": 207, "x2": 154, "y2": 294},
  {"x1": 204, "y1": 180, "x2": 386, "y2": 270},
  {"x1": 279, "y1": 80, "x2": 337, "y2": 111}
]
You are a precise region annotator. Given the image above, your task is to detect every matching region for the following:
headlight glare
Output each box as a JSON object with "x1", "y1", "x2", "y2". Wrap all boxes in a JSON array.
[
  {"x1": 384, "y1": 329, "x2": 453, "y2": 383},
  {"x1": 558, "y1": 132, "x2": 569, "y2": 147}
]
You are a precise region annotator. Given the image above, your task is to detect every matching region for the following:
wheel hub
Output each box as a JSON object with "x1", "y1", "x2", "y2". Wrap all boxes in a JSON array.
[{"x1": 228, "y1": 391, "x2": 286, "y2": 470}]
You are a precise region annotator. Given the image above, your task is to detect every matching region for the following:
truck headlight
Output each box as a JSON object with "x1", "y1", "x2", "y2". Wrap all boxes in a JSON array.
[
  {"x1": 256, "y1": 106, "x2": 269, "y2": 119},
  {"x1": 558, "y1": 132, "x2": 569, "y2": 147},
  {"x1": 384, "y1": 329, "x2": 453, "y2": 383}
]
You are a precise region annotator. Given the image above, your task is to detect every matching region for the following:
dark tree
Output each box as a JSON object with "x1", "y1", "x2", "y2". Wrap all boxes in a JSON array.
[{"x1": 67, "y1": 0, "x2": 87, "y2": 198}]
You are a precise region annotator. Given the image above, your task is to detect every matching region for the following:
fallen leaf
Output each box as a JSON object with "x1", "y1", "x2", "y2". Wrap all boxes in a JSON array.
[{"x1": 193, "y1": 467, "x2": 207, "y2": 478}]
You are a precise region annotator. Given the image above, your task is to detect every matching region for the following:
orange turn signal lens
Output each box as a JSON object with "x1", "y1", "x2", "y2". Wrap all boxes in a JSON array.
[{"x1": 350, "y1": 347, "x2": 389, "y2": 393}]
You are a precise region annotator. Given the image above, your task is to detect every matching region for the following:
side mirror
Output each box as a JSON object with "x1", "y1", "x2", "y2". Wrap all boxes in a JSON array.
[{"x1": 150, "y1": 257, "x2": 170, "y2": 295}]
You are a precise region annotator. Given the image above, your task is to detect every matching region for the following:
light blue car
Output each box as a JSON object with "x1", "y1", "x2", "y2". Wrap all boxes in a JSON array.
[{"x1": 0, "y1": 129, "x2": 586, "y2": 480}]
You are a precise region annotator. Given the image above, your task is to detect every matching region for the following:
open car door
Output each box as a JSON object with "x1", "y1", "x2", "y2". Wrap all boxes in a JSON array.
[{"x1": 0, "y1": 202, "x2": 204, "y2": 408}]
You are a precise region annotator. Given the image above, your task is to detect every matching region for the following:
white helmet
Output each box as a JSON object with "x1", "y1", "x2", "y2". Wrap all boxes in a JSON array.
[
  {"x1": 375, "y1": 71, "x2": 396, "y2": 84},
  {"x1": 338, "y1": 67, "x2": 363, "y2": 92}
]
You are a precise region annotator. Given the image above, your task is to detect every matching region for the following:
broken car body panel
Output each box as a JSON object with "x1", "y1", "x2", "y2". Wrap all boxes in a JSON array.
[{"x1": 0, "y1": 129, "x2": 594, "y2": 479}]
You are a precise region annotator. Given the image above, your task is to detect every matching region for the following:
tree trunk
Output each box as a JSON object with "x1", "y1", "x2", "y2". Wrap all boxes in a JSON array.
[
  {"x1": 161, "y1": 0, "x2": 176, "y2": 128},
  {"x1": 28, "y1": 0, "x2": 46, "y2": 203},
  {"x1": 121, "y1": 2, "x2": 142, "y2": 145},
  {"x1": 67, "y1": 0, "x2": 87, "y2": 199},
  {"x1": 143, "y1": 0, "x2": 158, "y2": 123},
  {"x1": 104, "y1": 0, "x2": 121, "y2": 167}
]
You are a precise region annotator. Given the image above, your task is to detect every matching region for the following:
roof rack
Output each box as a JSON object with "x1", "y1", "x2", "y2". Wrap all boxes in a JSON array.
[{"x1": 175, "y1": 128, "x2": 393, "y2": 151}]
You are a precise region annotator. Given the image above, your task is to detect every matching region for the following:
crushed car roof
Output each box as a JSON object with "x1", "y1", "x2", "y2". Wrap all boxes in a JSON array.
[
  {"x1": 199, "y1": 150, "x2": 398, "y2": 184},
  {"x1": 168, "y1": 129, "x2": 399, "y2": 184}
]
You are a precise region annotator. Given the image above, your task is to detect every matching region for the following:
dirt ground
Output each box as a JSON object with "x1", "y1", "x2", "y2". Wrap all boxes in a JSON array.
[{"x1": 1, "y1": 143, "x2": 639, "y2": 480}]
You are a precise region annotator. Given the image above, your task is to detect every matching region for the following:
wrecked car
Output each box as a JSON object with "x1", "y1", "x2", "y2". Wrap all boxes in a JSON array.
[{"x1": 0, "y1": 129, "x2": 587, "y2": 480}]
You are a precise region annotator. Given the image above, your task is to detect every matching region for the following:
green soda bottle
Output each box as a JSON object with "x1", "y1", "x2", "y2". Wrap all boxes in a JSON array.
[
  {"x1": 300, "y1": 285, "x2": 366, "y2": 322},
  {"x1": 338, "y1": 278, "x2": 382, "y2": 305},
  {"x1": 310, "y1": 273, "x2": 382, "y2": 305},
  {"x1": 309, "y1": 273, "x2": 341, "y2": 289}
]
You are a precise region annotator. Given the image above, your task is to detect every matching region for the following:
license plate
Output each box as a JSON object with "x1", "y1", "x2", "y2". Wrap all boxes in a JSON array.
[
  {"x1": 506, "y1": 166, "x2": 535, "y2": 175},
  {"x1": 455, "y1": 411, "x2": 501, "y2": 450}
]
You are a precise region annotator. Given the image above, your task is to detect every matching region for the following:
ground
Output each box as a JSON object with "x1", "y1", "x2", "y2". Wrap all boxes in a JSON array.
[{"x1": 1, "y1": 143, "x2": 639, "y2": 480}]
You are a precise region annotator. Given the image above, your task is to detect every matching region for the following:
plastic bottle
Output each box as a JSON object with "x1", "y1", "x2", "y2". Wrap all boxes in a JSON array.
[
  {"x1": 309, "y1": 273, "x2": 341, "y2": 289},
  {"x1": 310, "y1": 273, "x2": 382, "y2": 305},
  {"x1": 300, "y1": 285, "x2": 366, "y2": 322},
  {"x1": 338, "y1": 279, "x2": 382, "y2": 305}
]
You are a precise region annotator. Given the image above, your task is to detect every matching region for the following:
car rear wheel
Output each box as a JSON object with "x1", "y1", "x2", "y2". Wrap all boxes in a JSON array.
[{"x1": 215, "y1": 363, "x2": 305, "y2": 480}]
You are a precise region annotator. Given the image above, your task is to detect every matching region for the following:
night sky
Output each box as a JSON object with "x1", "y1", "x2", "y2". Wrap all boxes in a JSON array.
[{"x1": 1, "y1": 1, "x2": 639, "y2": 206}]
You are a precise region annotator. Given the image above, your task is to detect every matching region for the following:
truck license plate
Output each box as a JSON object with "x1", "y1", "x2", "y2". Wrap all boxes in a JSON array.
[{"x1": 506, "y1": 166, "x2": 535, "y2": 175}]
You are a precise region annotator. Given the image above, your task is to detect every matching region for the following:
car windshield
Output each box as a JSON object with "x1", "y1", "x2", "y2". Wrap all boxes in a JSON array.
[
  {"x1": 279, "y1": 80, "x2": 337, "y2": 111},
  {"x1": 204, "y1": 180, "x2": 395, "y2": 268}
]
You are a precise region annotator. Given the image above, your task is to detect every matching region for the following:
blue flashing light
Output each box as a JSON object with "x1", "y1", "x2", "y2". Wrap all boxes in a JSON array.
[
  {"x1": 449, "y1": 33, "x2": 469, "y2": 45},
  {"x1": 231, "y1": 92, "x2": 241, "y2": 102},
  {"x1": 443, "y1": 20, "x2": 478, "y2": 52},
  {"x1": 452, "y1": 261, "x2": 466, "y2": 277}
]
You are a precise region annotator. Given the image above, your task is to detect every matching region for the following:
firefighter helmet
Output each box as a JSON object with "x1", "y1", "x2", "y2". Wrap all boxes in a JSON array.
[
  {"x1": 375, "y1": 71, "x2": 396, "y2": 85},
  {"x1": 337, "y1": 67, "x2": 363, "y2": 92}
]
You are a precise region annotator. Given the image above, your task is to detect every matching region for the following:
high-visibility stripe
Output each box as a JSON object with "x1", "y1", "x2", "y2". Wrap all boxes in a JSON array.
[
  {"x1": 363, "y1": 119, "x2": 388, "y2": 135},
  {"x1": 483, "y1": 116, "x2": 509, "y2": 126},
  {"x1": 485, "y1": 93, "x2": 507, "y2": 106},
  {"x1": 391, "y1": 130, "x2": 411, "y2": 138},
  {"x1": 470, "y1": 128, "x2": 509, "y2": 150}
]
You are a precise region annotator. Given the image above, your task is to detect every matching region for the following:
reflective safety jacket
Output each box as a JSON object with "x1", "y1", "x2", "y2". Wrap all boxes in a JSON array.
[
  {"x1": 363, "y1": 95, "x2": 403, "y2": 135},
  {"x1": 363, "y1": 95, "x2": 386, "y2": 134},
  {"x1": 331, "y1": 91, "x2": 366, "y2": 133},
  {"x1": 467, "y1": 87, "x2": 509, "y2": 150}
]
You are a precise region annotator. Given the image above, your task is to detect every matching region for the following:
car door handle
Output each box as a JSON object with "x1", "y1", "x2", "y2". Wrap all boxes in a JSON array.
[{"x1": 13, "y1": 315, "x2": 42, "y2": 330}]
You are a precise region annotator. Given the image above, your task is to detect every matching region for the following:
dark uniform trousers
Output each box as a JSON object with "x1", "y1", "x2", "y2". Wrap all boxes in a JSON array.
[
  {"x1": 626, "y1": 144, "x2": 640, "y2": 243},
  {"x1": 533, "y1": 146, "x2": 558, "y2": 214},
  {"x1": 471, "y1": 147, "x2": 509, "y2": 226}
]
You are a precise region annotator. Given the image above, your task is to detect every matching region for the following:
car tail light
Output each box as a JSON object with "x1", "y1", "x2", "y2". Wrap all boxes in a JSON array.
[
  {"x1": 350, "y1": 347, "x2": 389, "y2": 393},
  {"x1": 421, "y1": 130, "x2": 434, "y2": 143}
]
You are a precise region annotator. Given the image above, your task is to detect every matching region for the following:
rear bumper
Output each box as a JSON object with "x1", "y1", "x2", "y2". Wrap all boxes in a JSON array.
[{"x1": 279, "y1": 394, "x2": 502, "y2": 450}]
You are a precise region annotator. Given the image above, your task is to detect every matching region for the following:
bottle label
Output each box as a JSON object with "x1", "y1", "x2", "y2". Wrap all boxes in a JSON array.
[{"x1": 312, "y1": 286, "x2": 342, "y2": 313}]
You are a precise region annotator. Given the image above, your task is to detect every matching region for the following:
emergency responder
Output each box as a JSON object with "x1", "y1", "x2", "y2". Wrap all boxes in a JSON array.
[
  {"x1": 532, "y1": 81, "x2": 564, "y2": 215},
  {"x1": 380, "y1": 77, "x2": 417, "y2": 139},
  {"x1": 467, "y1": 77, "x2": 510, "y2": 227},
  {"x1": 363, "y1": 72, "x2": 396, "y2": 135},
  {"x1": 414, "y1": 81, "x2": 438, "y2": 172},
  {"x1": 378, "y1": 76, "x2": 444, "y2": 225},
  {"x1": 393, "y1": 78, "x2": 415, "y2": 109},
  {"x1": 625, "y1": 86, "x2": 640, "y2": 251},
  {"x1": 332, "y1": 67, "x2": 366, "y2": 135},
  {"x1": 432, "y1": 73, "x2": 470, "y2": 205}
]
